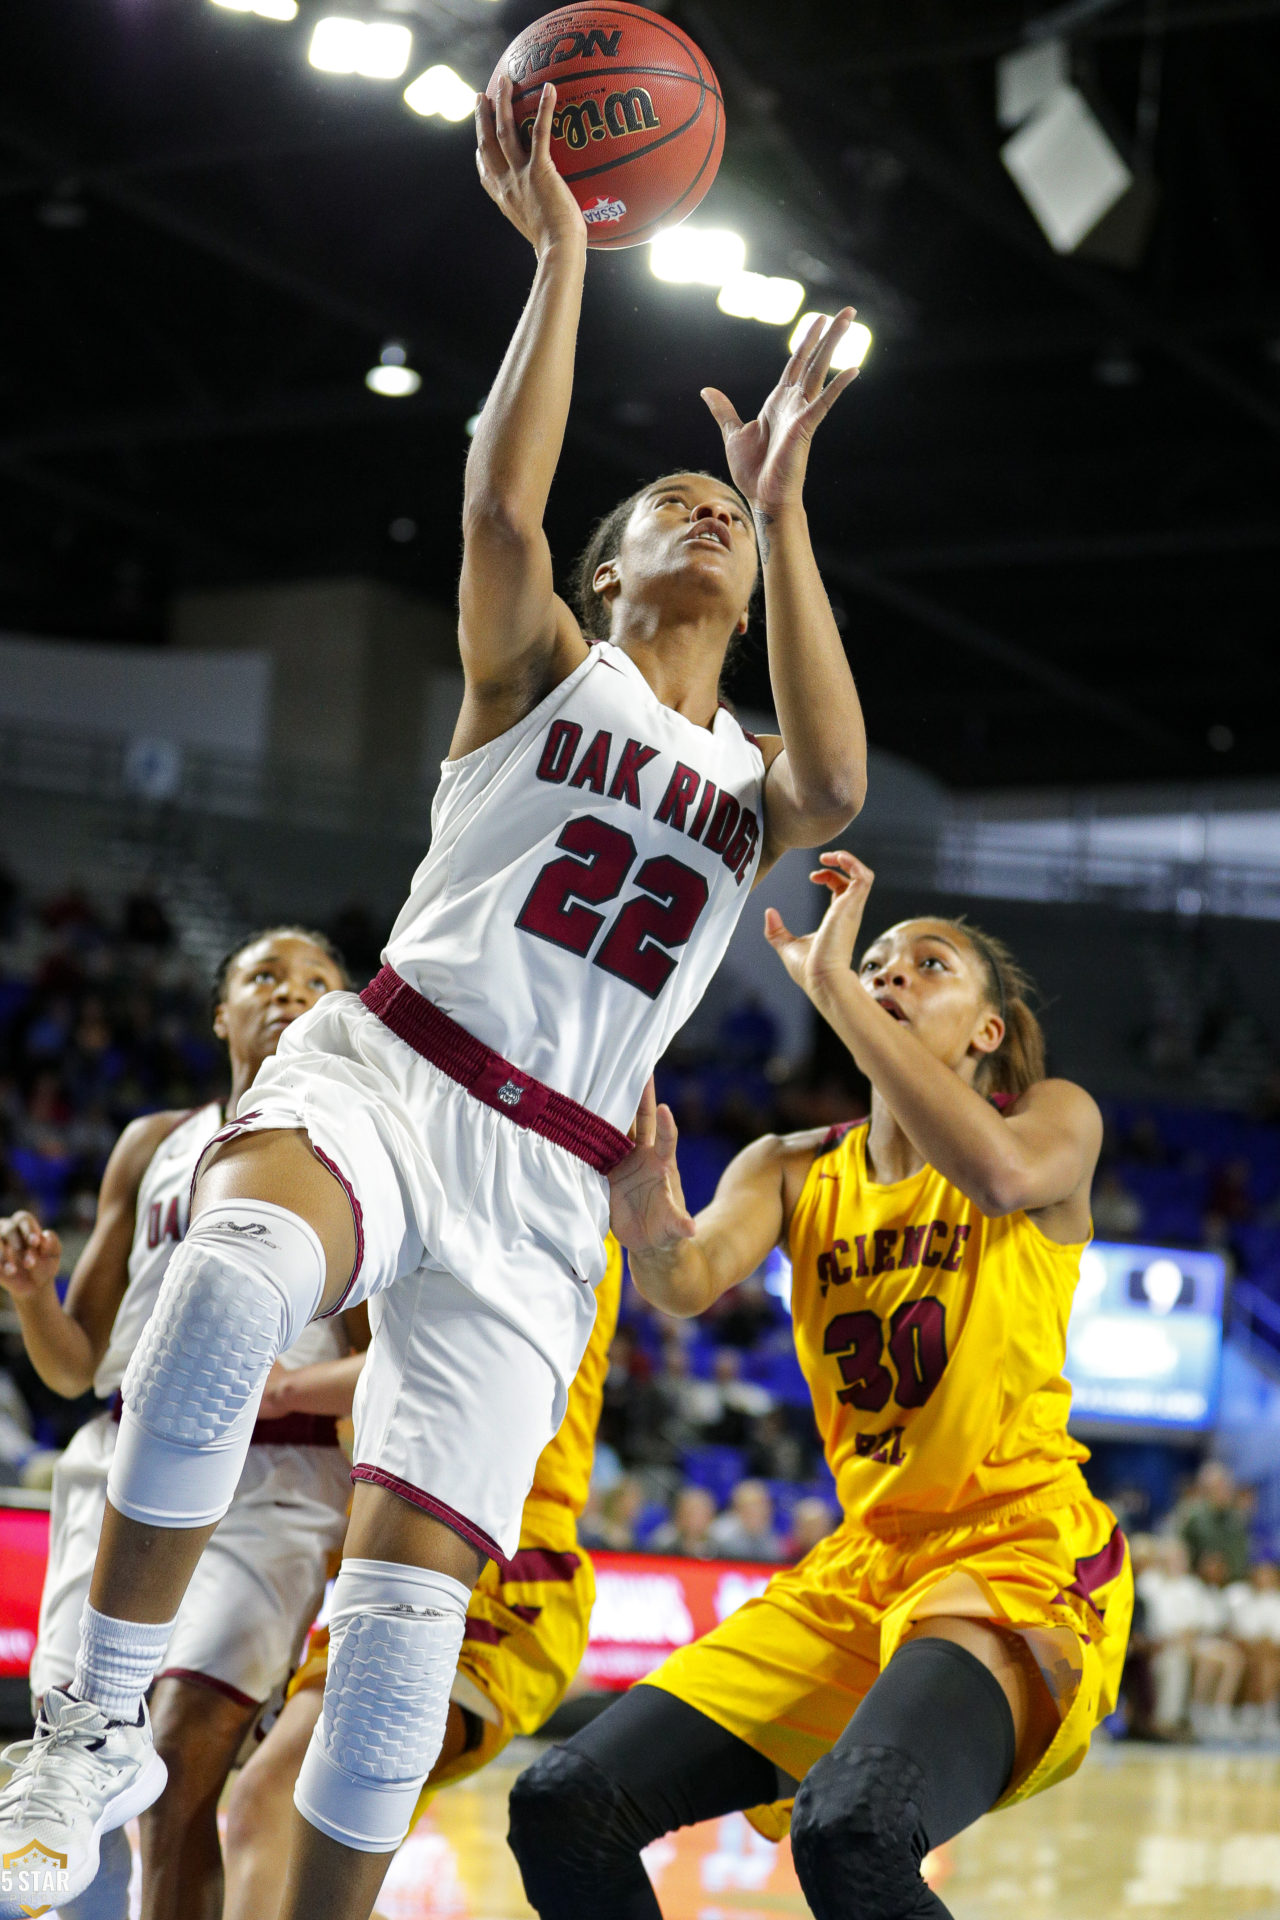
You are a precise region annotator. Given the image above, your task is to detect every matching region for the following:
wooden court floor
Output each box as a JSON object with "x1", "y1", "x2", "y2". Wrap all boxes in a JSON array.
[{"x1": 94, "y1": 1739, "x2": 1280, "y2": 1918}]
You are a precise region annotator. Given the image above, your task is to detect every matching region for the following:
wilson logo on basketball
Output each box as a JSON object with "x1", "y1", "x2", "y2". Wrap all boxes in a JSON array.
[
  {"x1": 507, "y1": 27, "x2": 621, "y2": 83},
  {"x1": 582, "y1": 195, "x2": 627, "y2": 226},
  {"x1": 522, "y1": 87, "x2": 660, "y2": 153}
]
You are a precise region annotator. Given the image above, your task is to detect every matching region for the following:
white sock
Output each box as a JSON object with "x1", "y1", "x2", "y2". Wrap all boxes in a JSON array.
[{"x1": 71, "y1": 1602, "x2": 173, "y2": 1723}]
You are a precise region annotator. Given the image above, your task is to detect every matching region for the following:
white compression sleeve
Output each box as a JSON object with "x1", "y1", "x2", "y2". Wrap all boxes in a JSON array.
[
  {"x1": 294, "y1": 1558, "x2": 470, "y2": 1853},
  {"x1": 107, "y1": 1201, "x2": 326, "y2": 1528}
]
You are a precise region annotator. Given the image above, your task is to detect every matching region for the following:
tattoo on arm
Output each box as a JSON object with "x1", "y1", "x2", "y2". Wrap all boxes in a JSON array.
[{"x1": 753, "y1": 508, "x2": 774, "y2": 564}]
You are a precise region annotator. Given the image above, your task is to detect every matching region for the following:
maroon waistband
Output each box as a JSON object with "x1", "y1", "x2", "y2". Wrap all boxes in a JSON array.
[
  {"x1": 109, "y1": 1395, "x2": 339, "y2": 1449},
  {"x1": 359, "y1": 966, "x2": 634, "y2": 1175}
]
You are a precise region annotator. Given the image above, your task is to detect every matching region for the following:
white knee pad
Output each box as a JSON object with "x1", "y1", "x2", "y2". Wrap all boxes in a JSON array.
[
  {"x1": 107, "y1": 1202, "x2": 325, "y2": 1529},
  {"x1": 294, "y1": 1557, "x2": 469, "y2": 1853}
]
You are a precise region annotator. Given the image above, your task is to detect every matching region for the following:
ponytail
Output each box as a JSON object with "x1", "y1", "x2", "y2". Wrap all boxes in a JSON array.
[{"x1": 943, "y1": 918, "x2": 1047, "y2": 1100}]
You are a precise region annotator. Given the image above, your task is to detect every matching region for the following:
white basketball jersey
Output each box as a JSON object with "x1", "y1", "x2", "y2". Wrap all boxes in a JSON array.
[
  {"x1": 94, "y1": 1101, "x2": 347, "y2": 1398},
  {"x1": 385, "y1": 642, "x2": 767, "y2": 1132}
]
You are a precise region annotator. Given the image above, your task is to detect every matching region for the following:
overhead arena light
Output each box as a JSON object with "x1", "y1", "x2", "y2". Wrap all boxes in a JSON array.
[
  {"x1": 210, "y1": 0, "x2": 298, "y2": 16},
  {"x1": 716, "y1": 272, "x2": 805, "y2": 326},
  {"x1": 648, "y1": 227, "x2": 746, "y2": 287},
  {"x1": 309, "y1": 16, "x2": 413, "y2": 79},
  {"x1": 366, "y1": 342, "x2": 421, "y2": 397},
  {"x1": 788, "y1": 312, "x2": 873, "y2": 370},
  {"x1": 404, "y1": 65, "x2": 477, "y2": 122}
]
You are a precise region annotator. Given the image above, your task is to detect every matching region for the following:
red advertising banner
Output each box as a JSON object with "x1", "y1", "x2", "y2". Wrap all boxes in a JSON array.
[
  {"x1": 0, "y1": 1504, "x2": 49, "y2": 1679},
  {"x1": 0, "y1": 1507, "x2": 777, "y2": 1694},
  {"x1": 583, "y1": 1550, "x2": 774, "y2": 1689}
]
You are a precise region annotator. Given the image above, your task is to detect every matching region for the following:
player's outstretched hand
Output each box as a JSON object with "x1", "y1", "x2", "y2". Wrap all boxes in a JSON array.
[
  {"x1": 475, "y1": 77, "x2": 587, "y2": 256},
  {"x1": 764, "y1": 850, "x2": 875, "y2": 1000},
  {"x1": 0, "y1": 1210, "x2": 62, "y2": 1299},
  {"x1": 608, "y1": 1079, "x2": 697, "y2": 1255},
  {"x1": 701, "y1": 309, "x2": 860, "y2": 517}
]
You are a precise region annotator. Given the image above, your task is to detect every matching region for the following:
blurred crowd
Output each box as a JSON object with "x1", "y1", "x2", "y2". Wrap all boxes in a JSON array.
[
  {"x1": 1122, "y1": 1461, "x2": 1280, "y2": 1744},
  {"x1": 1092, "y1": 1106, "x2": 1280, "y2": 1291}
]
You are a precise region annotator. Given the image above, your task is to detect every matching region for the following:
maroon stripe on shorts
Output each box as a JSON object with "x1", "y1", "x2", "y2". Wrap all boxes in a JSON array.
[
  {"x1": 359, "y1": 966, "x2": 633, "y2": 1174},
  {"x1": 156, "y1": 1667, "x2": 260, "y2": 1710},
  {"x1": 350, "y1": 1464, "x2": 504, "y2": 1564},
  {"x1": 1066, "y1": 1526, "x2": 1127, "y2": 1609},
  {"x1": 311, "y1": 1142, "x2": 366, "y2": 1319},
  {"x1": 498, "y1": 1547, "x2": 581, "y2": 1585},
  {"x1": 462, "y1": 1619, "x2": 508, "y2": 1647}
]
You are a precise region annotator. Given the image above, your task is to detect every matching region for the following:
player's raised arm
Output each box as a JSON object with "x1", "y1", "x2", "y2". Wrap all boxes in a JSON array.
[
  {"x1": 702, "y1": 312, "x2": 868, "y2": 870},
  {"x1": 610, "y1": 1080, "x2": 815, "y2": 1317},
  {"x1": 764, "y1": 852, "x2": 1102, "y2": 1218},
  {"x1": 0, "y1": 1112, "x2": 176, "y2": 1398},
  {"x1": 456, "y1": 80, "x2": 592, "y2": 753}
]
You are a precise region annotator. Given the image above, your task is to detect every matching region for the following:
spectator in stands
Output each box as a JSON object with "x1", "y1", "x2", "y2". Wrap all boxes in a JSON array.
[
  {"x1": 1117, "y1": 1535, "x2": 1157, "y2": 1741},
  {"x1": 1141, "y1": 1534, "x2": 1206, "y2": 1738},
  {"x1": 1179, "y1": 1460, "x2": 1252, "y2": 1582},
  {"x1": 1090, "y1": 1167, "x2": 1144, "y2": 1240},
  {"x1": 746, "y1": 1406, "x2": 807, "y2": 1484},
  {"x1": 786, "y1": 1496, "x2": 836, "y2": 1561},
  {"x1": 1189, "y1": 1548, "x2": 1247, "y2": 1740},
  {"x1": 709, "y1": 1273, "x2": 777, "y2": 1351},
  {"x1": 647, "y1": 1485, "x2": 717, "y2": 1559},
  {"x1": 707, "y1": 1479, "x2": 783, "y2": 1564},
  {"x1": 702, "y1": 1347, "x2": 773, "y2": 1448},
  {"x1": 580, "y1": 1474, "x2": 647, "y2": 1552},
  {"x1": 1227, "y1": 1561, "x2": 1280, "y2": 1740}
]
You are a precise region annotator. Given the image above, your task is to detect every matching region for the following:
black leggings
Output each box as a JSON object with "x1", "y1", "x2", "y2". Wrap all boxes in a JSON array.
[{"x1": 508, "y1": 1637, "x2": 1016, "y2": 1920}]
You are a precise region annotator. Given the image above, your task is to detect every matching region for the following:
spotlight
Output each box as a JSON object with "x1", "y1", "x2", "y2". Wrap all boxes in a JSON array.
[
  {"x1": 716, "y1": 272, "x2": 805, "y2": 326},
  {"x1": 648, "y1": 227, "x2": 746, "y2": 287},
  {"x1": 309, "y1": 17, "x2": 412, "y2": 79},
  {"x1": 404, "y1": 65, "x2": 477, "y2": 121},
  {"x1": 788, "y1": 313, "x2": 872, "y2": 370},
  {"x1": 366, "y1": 342, "x2": 421, "y2": 396}
]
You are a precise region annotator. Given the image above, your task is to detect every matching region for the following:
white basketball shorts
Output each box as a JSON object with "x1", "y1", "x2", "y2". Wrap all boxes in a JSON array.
[{"x1": 196, "y1": 990, "x2": 620, "y2": 1560}]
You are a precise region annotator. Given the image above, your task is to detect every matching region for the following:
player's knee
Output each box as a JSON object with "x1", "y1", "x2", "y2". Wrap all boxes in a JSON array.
[
  {"x1": 508, "y1": 1744, "x2": 648, "y2": 1895},
  {"x1": 294, "y1": 1559, "x2": 469, "y2": 1853},
  {"x1": 120, "y1": 1203, "x2": 324, "y2": 1448},
  {"x1": 790, "y1": 1744, "x2": 932, "y2": 1920}
]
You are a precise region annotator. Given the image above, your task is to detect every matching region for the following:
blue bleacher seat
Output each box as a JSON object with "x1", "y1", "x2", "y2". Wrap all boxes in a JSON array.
[{"x1": 680, "y1": 1444, "x2": 747, "y2": 1506}]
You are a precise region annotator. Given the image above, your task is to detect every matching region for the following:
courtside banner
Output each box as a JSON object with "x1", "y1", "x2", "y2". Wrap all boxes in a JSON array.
[
  {"x1": 0, "y1": 1510, "x2": 778, "y2": 1691},
  {"x1": 0, "y1": 1503, "x2": 48, "y2": 1679},
  {"x1": 584, "y1": 1551, "x2": 774, "y2": 1689}
]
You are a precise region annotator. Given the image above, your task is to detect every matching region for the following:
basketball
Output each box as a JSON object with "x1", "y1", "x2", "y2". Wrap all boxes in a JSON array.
[{"x1": 488, "y1": 2, "x2": 724, "y2": 250}]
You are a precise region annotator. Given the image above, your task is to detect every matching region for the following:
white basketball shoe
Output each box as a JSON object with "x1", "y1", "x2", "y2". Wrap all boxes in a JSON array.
[{"x1": 0, "y1": 1688, "x2": 166, "y2": 1918}]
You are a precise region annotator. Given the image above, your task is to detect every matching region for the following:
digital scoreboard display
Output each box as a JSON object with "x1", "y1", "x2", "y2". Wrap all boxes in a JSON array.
[{"x1": 1064, "y1": 1240, "x2": 1226, "y2": 1432}]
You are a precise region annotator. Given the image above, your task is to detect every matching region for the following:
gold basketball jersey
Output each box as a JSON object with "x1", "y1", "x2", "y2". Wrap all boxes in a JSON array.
[
  {"x1": 788, "y1": 1122, "x2": 1090, "y2": 1533},
  {"x1": 528, "y1": 1233, "x2": 623, "y2": 1517}
]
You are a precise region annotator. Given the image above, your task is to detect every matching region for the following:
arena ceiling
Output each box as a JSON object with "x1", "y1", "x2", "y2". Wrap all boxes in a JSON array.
[{"x1": 0, "y1": 0, "x2": 1277, "y2": 789}]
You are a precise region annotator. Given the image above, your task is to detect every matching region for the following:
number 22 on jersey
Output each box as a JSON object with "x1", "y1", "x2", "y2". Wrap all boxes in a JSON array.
[{"x1": 516, "y1": 815, "x2": 709, "y2": 1000}]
